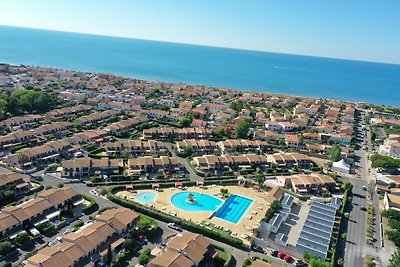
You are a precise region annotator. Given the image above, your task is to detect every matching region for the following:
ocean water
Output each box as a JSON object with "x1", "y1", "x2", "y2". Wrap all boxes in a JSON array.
[{"x1": 0, "y1": 25, "x2": 399, "y2": 107}]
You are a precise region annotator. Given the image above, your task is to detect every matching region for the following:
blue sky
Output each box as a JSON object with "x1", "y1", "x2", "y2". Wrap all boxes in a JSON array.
[{"x1": 1, "y1": 0, "x2": 400, "y2": 64}]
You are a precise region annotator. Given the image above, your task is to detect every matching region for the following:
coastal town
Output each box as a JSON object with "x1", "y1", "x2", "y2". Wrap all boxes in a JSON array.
[{"x1": 0, "y1": 63, "x2": 400, "y2": 267}]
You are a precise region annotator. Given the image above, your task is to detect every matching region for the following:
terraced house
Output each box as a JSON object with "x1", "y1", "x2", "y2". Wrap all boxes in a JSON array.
[
  {"x1": 127, "y1": 156, "x2": 184, "y2": 175},
  {"x1": 104, "y1": 140, "x2": 168, "y2": 157},
  {"x1": 1, "y1": 114, "x2": 42, "y2": 130},
  {"x1": 26, "y1": 207, "x2": 138, "y2": 267},
  {"x1": 75, "y1": 109, "x2": 120, "y2": 126},
  {"x1": 175, "y1": 139, "x2": 218, "y2": 155},
  {"x1": 217, "y1": 139, "x2": 268, "y2": 154},
  {"x1": 192, "y1": 154, "x2": 269, "y2": 173},
  {"x1": 61, "y1": 158, "x2": 121, "y2": 178},
  {"x1": 143, "y1": 127, "x2": 209, "y2": 141}
]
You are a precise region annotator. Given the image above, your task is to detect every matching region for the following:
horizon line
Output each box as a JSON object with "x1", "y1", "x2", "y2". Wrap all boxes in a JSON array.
[{"x1": 1, "y1": 24, "x2": 399, "y2": 66}]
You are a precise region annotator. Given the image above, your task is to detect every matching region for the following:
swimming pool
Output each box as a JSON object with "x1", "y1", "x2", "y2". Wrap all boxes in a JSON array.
[
  {"x1": 171, "y1": 192, "x2": 223, "y2": 212},
  {"x1": 213, "y1": 194, "x2": 254, "y2": 224},
  {"x1": 136, "y1": 192, "x2": 157, "y2": 204}
]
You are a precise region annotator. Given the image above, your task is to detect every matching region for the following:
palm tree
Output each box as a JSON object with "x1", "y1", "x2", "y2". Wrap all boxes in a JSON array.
[{"x1": 187, "y1": 193, "x2": 195, "y2": 203}]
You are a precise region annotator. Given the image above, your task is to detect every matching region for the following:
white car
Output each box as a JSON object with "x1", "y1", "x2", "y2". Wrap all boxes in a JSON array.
[{"x1": 74, "y1": 151, "x2": 83, "y2": 158}]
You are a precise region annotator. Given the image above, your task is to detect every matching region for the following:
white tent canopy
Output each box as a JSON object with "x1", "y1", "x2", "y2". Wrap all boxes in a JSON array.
[{"x1": 332, "y1": 159, "x2": 350, "y2": 174}]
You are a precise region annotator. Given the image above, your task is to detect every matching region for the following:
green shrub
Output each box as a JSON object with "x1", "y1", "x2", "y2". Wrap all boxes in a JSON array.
[
  {"x1": 138, "y1": 248, "x2": 151, "y2": 265},
  {"x1": 81, "y1": 194, "x2": 97, "y2": 213},
  {"x1": 72, "y1": 220, "x2": 84, "y2": 231},
  {"x1": 0, "y1": 241, "x2": 11, "y2": 255}
]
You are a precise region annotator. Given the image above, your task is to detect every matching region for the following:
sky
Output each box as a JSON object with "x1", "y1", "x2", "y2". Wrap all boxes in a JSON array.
[{"x1": 1, "y1": 0, "x2": 400, "y2": 64}]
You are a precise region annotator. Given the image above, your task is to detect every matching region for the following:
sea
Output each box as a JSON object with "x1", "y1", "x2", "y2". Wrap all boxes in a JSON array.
[{"x1": 0, "y1": 25, "x2": 399, "y2": 107}]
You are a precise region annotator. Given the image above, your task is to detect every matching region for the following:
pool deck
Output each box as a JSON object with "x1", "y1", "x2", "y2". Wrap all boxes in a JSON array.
[{"x1": 116, "y1": 185, "x2": 273, "y2": 244}]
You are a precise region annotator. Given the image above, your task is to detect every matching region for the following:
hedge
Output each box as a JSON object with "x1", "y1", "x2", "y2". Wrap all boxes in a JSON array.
[
  {"x1": 81, "y1": 194, "x2": 97, "y2": 213},
  {"x1": 11, "y1": 144, "x2": 28, "y2": 153},
  {"x1": 107, "y1": 189, "x2": 243, "y2": 248},
  {"x1": 87, "y1": 178, "x2": 191, "y2": 187}
]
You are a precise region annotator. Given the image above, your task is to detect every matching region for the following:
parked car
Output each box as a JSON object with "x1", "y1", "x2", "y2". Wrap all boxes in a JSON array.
[
  {"x1": 284, "y1": 255, "x2": 293, "y2": 262},
  {"x1": 295, "y1": 259, "x2": 307, "y2": 266},
  {"x1": 278, "y1": 251, "x2": 286, "y2": 259},
  {"x1": 167, "y1": 222, "x2": 182, "y2": 231},
  {"x1": 251, "y1": 245, "x2": 265, "y2": 254},
  {"x1": 362, "y1": 186, "x2": 368, "y2": 191},
  {"x1": 270, "y1": 249, "x2": 279, "y2": 257},
  {"x1": 74, "y1": 151, "x2": 83, "y2": 158}
]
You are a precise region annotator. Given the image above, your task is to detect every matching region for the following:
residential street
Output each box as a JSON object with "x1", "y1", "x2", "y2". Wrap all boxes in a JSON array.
[{"x1": 343, "y1": 110, "x2": 381, "y2": 267}]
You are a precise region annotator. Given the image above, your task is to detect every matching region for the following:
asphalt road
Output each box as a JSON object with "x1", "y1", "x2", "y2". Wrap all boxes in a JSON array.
[{"x1": 343, "y1": 110, "x2": 381, "y2": 267}]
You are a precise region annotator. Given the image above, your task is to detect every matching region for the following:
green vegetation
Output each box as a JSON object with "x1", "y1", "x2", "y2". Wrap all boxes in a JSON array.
[
  {"x1": 234, "y1": 120, "x2": 251, "y2": 139},
  {"x1": 389, "y1": 250, "x2": 400, "y2": 267},
  {"x1": 263, "y1": 199, "x2": 280, "y2": 222},
  {"x1": 178, "y1": 114, "x2": 193, "y2": 127},
  {"x1": 0, "y1": 241, "x2": 11, "y2": 256},
  {"x1": 214, "y1": 246, "x2": 232, "y2": 267},
  {"x1": 0, "y1": 90, "x2": 58, "y2": 119},
  {"x1": 303, "y1": 252, "x2": 331, "y2": 267},
  {"x1": 364, "y1": 255, "x2": 375, "y2": 267},
  {"x1": 371, "y1": 154, "x2": 400, "y2": 169},
  {"x1": 329, "y1": 145, "x2": 341, "y2": 162},
  {"x1": 382, "y1": 209, "x2": 400, "y2": 247},
  {"x1": 138, "y1": 248, "x2": 152, "y2": 265},
  {"x1": 72, "y1": 220, "x2": 84, "y2": 231},
  {"x1": 136, "y1": 215, "x2": 158, "y2": 238},
  {"x1": 15, "y1": 232, "x2": 32, "y2": 247},
  {"x1": 81, "y1": 194, "x2": 97, "y2": 213},
  {"x1": 177, "y1": 146, "x2": 194, "y2": 158}
]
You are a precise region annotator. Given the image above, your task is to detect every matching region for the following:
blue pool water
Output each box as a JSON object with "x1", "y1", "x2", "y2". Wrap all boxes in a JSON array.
[
  {"x1": 171, "y1": 192, "x2": 223, "y2": 212},
  {"x1": 214, "y1": 195, "x2": 254, "y2": 224},
  {"x1": 136, "y1": 192, "x2": 157, "y2": 204}
]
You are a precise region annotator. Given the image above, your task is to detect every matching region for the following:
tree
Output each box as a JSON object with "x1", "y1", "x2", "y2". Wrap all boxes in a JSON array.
[
  {"x1": 124, "y1": 238, "x2": 134, "y2": 253},
  {"x1": 0, "y1": 98, "x2": 7, "y2": 120},
  {"x1": 371, "y1": 154, "x2": 400, "y2": 169},
  {"x1": 389, "y1": 250, "x2": 400, "y2": 267},
  {"x1": 17, "y1": 153, "x2": 29, "y2": 164},
  {"x1": 0, "y1": 241, "x2": 11, "y2": 256},
  {"x1": 106, "y1": 243, "x2": 112, "y2": 265},
  {"x1": 136, "y1": 215, "x2": 158, "y2": 238},
  {"x1": 179, "y1": 115, "x2": 192, "y2": 127},
  {"x1": 181, "y1": 146, "x2": 194, "y2": 158},
  {"x1": 330, "y1": 145, "x2": 341, "y2": 162},
  {"x1": 138, "y1": 248, "x2": 151, "y2": 265},
  {"x1": 388, "y1": 182, "x2": 397, "y2": 189},
  {"x1": 234, "y1": 120, "x2": 251, "y2": 139},
  {"x1": 15, "y1": 232, "x2": 32, "y2": 247},
  {"x1": 341, "y1": 181, "x2": 353, "y2": 192}
]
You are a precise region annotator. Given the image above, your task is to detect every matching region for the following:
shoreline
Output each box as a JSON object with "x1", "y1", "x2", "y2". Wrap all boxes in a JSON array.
[{"x1": 1, "y1": 62, "x2": 396, "y2": 109}]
